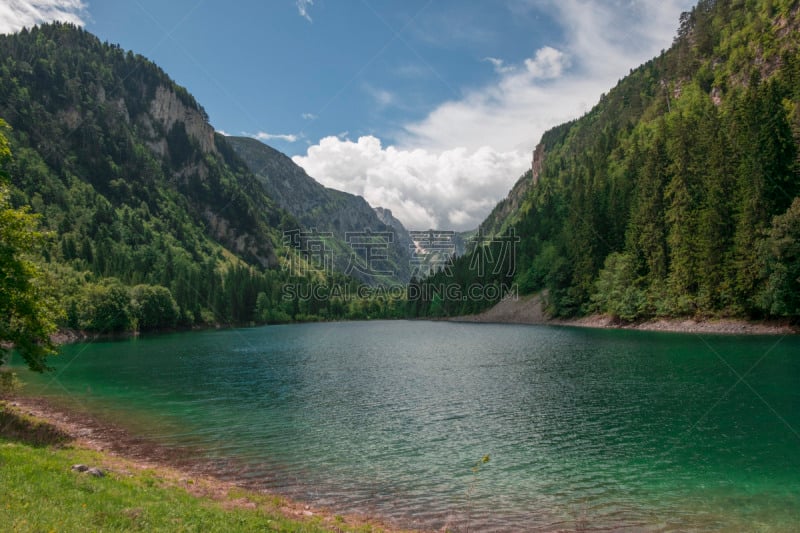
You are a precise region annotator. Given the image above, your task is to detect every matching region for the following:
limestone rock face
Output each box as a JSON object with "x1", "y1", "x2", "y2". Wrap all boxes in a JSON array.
[
  {"x1": 531, "y1": 143, "x2": 545, "y2": 185},
  {"x1": 149, "y1": 85, "x2": 217, "y2": 155}
]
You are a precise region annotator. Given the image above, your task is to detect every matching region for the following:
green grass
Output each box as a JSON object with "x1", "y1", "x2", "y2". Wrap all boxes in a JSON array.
[
  {"x1": 0, "y1": 439, "x2": 350, "y2": 532},
  {"x1": 0, "y1": 403, "x2": 394, "y2": 533}
]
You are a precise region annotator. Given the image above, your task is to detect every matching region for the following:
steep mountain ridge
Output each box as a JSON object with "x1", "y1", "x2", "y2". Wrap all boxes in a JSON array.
[
  {"x1": 226, "y1": 136, "x2": 412, "y2": 284},
  {"x1": 484, "y1": 0, "x2": 800, "y2": 240},
  {"x1": 0, "y1": 23, "x2": 379, "y2": 330},
  {"x1": 413, "y1": 0, "x2": 800, "y2": 321},
  {"x1": 0, "y1": 23, "x2": 287, "y2": 268},
  {"x1": 374, "y1": 206, "x2": 413, "y2": 255}
]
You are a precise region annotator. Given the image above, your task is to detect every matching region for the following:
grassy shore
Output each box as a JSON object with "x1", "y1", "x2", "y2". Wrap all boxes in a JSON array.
[{"x1": 0, "y1": 401, "x2": 412, "y2": 533}]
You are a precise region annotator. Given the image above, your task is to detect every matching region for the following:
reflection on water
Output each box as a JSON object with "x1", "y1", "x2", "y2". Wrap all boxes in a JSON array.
[{"x1": 15, "y1": 321, "x2": 800, "y2": 531}]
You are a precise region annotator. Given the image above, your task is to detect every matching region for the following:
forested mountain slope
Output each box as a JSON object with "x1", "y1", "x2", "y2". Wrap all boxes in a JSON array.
[
  {"x1": 0, "y1": 23, "x2": 370, "y2": 332},
  {"x1": 414, "y1": 0, "x2": 800, "y2": 321},
  {"x1": 226, "y1": 136, "x2": 412, "y2": 284}
]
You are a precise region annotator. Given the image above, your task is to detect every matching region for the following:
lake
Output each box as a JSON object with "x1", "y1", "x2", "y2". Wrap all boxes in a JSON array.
[{"x1": 13, "y1": 321, "x2": 800, "y2": 531}]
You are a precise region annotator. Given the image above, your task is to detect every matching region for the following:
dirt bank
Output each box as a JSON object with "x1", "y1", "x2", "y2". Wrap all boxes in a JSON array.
[{"x1": 447, "y1": 294, "x2": 797, "y2": 335}]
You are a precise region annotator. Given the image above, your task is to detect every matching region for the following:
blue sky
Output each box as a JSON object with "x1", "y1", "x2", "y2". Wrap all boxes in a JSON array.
[
  {"x1": 1, "y1": 0, "x2": 695, "y2": 231},
  {"x1": 83, "y1": 1, "x2": 565, "y2": 152}
]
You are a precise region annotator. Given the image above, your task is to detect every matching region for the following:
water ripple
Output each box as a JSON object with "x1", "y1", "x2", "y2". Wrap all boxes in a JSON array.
[{"x1": 18, "y1": 322, "x2": 800, "y2": 531}]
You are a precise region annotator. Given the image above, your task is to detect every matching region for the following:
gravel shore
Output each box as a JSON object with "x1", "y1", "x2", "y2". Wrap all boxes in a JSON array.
[
  {"x1": 446, "y1": 294, "x2": 797, "y2": 335},
  {"x1": 1, "y1": 396, "x2": 419, "y2": 533}
]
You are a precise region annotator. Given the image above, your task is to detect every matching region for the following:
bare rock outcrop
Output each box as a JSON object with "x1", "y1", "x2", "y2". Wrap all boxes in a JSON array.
[{"x1": 149, "y1": 85, "x2": 217, "y2": 156}]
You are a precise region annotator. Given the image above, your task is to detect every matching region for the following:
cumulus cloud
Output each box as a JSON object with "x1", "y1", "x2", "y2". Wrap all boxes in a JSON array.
[
  {"x1": 293, "y1": 136, "x2": 528, "y2": 231},
  {"x1": 401, "y1": 0, "x2": 695, "y2": 153},
  {"x1": 248, "y1": 131, "x2": 299, "y2": 143},
  {"x1": 296, "y1": 0, "x2": 313, "y2": 22},
  {"x1": 524, "y1": 46, "x2": 569, "y2": 79},
  {"x1": 483, "y1": 56, "x2": 515, "y2": 74},
  {"x1": 301, "y1": 112, "x2": 318, "y2": 120},
  {"x1": 295, "y1": 0, "x2": 695, "y2": 230},
  {"x1": 0, "y1": 0, "x2": 88, "y2": 34}
]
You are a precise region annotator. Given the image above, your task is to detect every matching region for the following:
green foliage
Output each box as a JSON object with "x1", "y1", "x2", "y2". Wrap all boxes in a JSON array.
[
  {"x1": 407, "y1": 230, "x2": 519, "y2": 318},
  {"x1": 131, "y1": 284, "x2": 180, "y2": 331},
  {"x1": 255, "y1": 292, "x2": 292, "y2": 324},
  {"x1": 756, "y1": 198, "x2": 800, "y2": 316},
  {"x1": 0, "y1": 120, "x2": 61, "y2": 372},
  {"x1": 226, "y1": 136, "x2": 412, "y2": 285},
  {"x1": 0, "y1": 23, "x2": 407, "y2": 336},
  {"x1": 410, "y1": 0, "x2": 800, "y2": 321},
  {"x1": 71, "y1": 281, "x2": 132, "y2": 333},
  {"x1": 592, "y1": 252, "x2": 647, "y2": 322},
  {"x1": 0, "y1": 368, "x2": 23, "y2": 394}
]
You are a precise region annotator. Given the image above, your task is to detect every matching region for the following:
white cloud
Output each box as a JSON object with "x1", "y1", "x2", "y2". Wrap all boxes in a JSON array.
[
  {"x1": 216, "y1": 129, "x2": 231, "y2": 136},
  {"x1": 293, "y1": 136, "x2": 527, "y2": 231},
  {"x1": 296, "y1": 0, "x2": 313, "y2": 22},
  {"x1": 301, "y1": 112, "x2": 317, "y2": 120},
  {"x1": 0, "y1": 0, "x2": 88, "y2": 34},
  {"x1": 248, "y1": 131, "x2": 299, "y2": 143},
  {"x1": 363, "y1": 84, "x2": 396, "y2": 108},
  {"x1": 295, "y1": 0, "x2": 695, "y2": 230},
  {"x1": 401, "y1": 0, "x2": 695, "y2": 153},
  {"x1": 524, "y1": 46, "x2": 569, "y2": 79},
  {"x1": 483, "y1": 57, "x2": 515, "y2": 74}
]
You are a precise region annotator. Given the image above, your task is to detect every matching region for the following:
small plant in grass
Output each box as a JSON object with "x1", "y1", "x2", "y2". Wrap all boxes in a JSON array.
[{"x1": 0, "y1": 368, "x2": 22, "y2": 395}]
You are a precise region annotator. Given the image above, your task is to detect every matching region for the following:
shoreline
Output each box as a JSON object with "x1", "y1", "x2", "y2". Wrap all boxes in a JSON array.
[
  {"x1": 51, "y1": 301, "x2": 797, "y2": 349},
  {"x1": 50, "y1": 323, "x2": 226, "y2": 345},
  {"x1": 1, "y1": 395, "x2": 420, "y2": 533},
  {"x1": 445, "y1": 294, "x2": 798, "y2": 335}
]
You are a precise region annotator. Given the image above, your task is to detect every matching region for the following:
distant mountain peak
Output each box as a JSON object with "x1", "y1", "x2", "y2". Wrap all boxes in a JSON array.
[{"x1": 226, "y1": 136, "x2": 412, "y2": 284}]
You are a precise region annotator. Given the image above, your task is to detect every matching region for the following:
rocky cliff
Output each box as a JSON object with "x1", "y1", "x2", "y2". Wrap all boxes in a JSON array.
[{"x1": 0, "y1": 23, "x2": 289, "y2": 277}]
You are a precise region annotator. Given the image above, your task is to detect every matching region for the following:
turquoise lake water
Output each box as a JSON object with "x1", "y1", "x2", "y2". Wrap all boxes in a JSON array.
[{"x1": 13, "y1": 321, "x2": 800, "y2": 531}]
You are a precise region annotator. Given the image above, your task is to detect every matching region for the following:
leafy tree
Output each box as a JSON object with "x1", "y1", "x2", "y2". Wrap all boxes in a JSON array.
[
  {"x1": 0, "y1": 120, "x2": 61, "y2": 372},
  {"x1": 74, "y1": 281, "x2": 131, "y2": 333},
  {"x1": 0, "y1": 24, "x2": 400, "y2": 332},
  {"x1": 130, "y1": 284, "x2": 180, "y2": 331}
]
